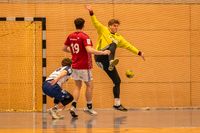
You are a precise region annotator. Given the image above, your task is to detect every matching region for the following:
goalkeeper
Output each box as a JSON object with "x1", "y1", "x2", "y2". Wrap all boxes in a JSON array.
[{"x1": 86, "y1": 5, "x2": 145, "y2": 111}]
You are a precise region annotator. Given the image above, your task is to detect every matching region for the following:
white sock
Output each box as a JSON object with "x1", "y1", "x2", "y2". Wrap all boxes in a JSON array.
[
  {"x1": 72, "y1": 100, "x2": 77, "y2": 103},
  {"x1": 87, "y1": 101, "x2": 92, "y2": 104},
  {"x1": 114, "y1": 98, "x2": 120, "y2": 106},
  {"x1": 54, "y1": 104, "x2": 58, "y2": 109}
]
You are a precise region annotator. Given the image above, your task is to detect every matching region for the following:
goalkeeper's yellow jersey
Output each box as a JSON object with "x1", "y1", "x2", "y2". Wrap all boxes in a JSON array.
[{"x1": 91, "y1": 15, "x2": 139, "y2": 55}]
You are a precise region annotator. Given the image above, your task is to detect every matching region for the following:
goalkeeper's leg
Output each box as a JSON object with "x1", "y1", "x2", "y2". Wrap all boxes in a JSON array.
[{"x1": 107, "y1": 43, "x2": 119, "y2": 71}]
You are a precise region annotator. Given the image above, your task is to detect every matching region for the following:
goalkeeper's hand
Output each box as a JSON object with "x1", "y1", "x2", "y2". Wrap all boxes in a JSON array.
[
  {"x1": 138, "y1": 51, "x2": 145, "y2": 61},
  {"x1": 85, "y1": 5, "x2": 93, "y2": 12}
]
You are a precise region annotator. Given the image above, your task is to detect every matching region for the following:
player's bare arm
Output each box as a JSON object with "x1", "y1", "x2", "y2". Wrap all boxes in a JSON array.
[
  {"x1": 63, "y1": 45, "x2": 71, "y2": 53},
  {"x1": 85, "y1": 46, "x2": 110, "y2": 55}
]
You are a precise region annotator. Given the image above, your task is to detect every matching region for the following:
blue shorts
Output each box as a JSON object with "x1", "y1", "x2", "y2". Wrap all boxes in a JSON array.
[{"x1": 42, "y1": 81, "x2": 67, "y2": 101}]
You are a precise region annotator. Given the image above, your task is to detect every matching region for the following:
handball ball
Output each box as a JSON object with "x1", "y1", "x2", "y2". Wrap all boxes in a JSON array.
[{"x1": 125, "y1": 69, "x2": 134, "y2": 78}]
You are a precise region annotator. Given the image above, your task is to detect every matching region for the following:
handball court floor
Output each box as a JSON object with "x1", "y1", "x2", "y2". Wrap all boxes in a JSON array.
[{"x1": 1, "y1": 108, "x2": 200, "y2": 133}]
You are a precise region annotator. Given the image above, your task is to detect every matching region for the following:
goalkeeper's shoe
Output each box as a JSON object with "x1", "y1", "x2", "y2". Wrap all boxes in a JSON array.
[
  {"x1": 113, "y1": 105, "x2": 128, "y2": 112},
  {"x1": 108, "y1": 59, "x2": 119, "y2": 71}
]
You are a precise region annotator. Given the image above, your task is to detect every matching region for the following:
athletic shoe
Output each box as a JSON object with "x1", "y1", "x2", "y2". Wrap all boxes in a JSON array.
[
  {"x1": 83, "y1": 107, "x2": 98, "y2": 115},
  {"x1": 108, "y1": 59, "x2": 119, "y2": 71},
  {"x1": 56, "y1": 113, "x2": 64, "y2": 119},
  {"x1": 48, "y1": 108, "x2": 64, "y2": 119},
  {"x1": 70, "y1": 107, "x2": 78, "y2": 118},
  {"x1": 113, "y1": 105, "x2": 128, "y2": 111}
]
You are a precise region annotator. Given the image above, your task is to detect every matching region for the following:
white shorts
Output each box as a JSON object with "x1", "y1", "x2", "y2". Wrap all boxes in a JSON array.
[{"x1": 72, "y1": 69, "x2": 93, "y2": 82}]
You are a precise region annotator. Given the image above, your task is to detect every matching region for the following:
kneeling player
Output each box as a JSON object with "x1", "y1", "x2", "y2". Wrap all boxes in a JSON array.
[{"x1": 42, "y1": 58, "x2": 73, "y2": 119}]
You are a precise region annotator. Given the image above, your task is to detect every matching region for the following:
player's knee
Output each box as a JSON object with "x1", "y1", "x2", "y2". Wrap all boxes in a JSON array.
[
  {"x1": 68, "y1": 93, "x2": 74, "y2": 102},
  {"x1": 61, "y1": 97, "x2": 74, "y2": 106},
  {"x1": 110, "y1": 42, "x2": 117, "y2": 48},
  {"x1": 61, "y1": 94, "x2": 74, "y2": 106},
  {"x1": 108, "y1": 43, "x2": 117, "y2": 53},
  {"x1": 54, "y1": 99, "x2": 60, "y2": 104}
]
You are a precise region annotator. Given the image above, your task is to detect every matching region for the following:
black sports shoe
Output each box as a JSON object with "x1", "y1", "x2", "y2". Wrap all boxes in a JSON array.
[
  {"x1": 70, "y1": 108, "x2": 78, "y2": 118},
  {"x1": 113, "y1": 105, "x2": 128, "y2": 111}
]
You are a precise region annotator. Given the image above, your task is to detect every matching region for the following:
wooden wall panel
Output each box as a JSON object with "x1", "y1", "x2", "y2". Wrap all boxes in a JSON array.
[
  {"x1": 35, "y1": 57, "x2": 42, "y2": 83},
  {"x1": 191, "y1": 83, "x2": 200, "y2": 106},
  {"x1": 0, "y1": 4, "x2": 35, "y2": 16},
  {"x1": 191, "y1": 5, "x2": 200, "y2": 30},
  {"x1": 120, "y1": 83, "x2": 190, "y2": 107},
  {"x1": 9, "y1": 57, "x2": 34, "y2": 83},
  {"x1": 9, "y1": 84, "x2": 33, "y2": 110},
  {"x1": 191, "y1": 31, "x2": 200, "y2": 56},
  {"x1": 5, "y1": 0, "x2": 200, "y2": 4},
  {"x1": 0, "y1": 0, "x2": 8, "y2": 2},
  {"x1": 0, "y1": 57, "x2": 9, "y2": 83},
  {"x1": 35, "y1": 4, "x2": 113, "y2": 31},
  {"x1": 117, "y1": 57, "x2": 190, "y2": 82},
  {"x1": 10, "y1": 0, "x2": 61, "y2": 3},
  {"x1": 117, "y1": 31, "x2": 190, "y2": 57},
  {"x1": 114, "y1": 5, "x2": 190, "y2": 30},
  {"x1": 0, "y1": 84, "x2": 9, "y2": 110},
  {"x1": 46, "y1": 30, "x2": 68, "y2": 57},
  {"x1": 191, "y1": 57, "x2": 200, "y2": 82},
  {"x1": 35, "y1": 83, "x2": 42, "y2": 111},
  {"x1": 92, "y1": 83, "x2": 115, "y2": 108},
  {"x1": 114, "y1": 0, "x2": 200, "y2": 3},
  {"x1": 36, "y1": 4, "x2": 72, "y2": 30}
]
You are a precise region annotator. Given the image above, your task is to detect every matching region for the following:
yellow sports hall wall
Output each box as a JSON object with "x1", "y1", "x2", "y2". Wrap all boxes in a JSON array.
[{"x1": 0, "y1": 1, "x2": 200, "y2": 111}]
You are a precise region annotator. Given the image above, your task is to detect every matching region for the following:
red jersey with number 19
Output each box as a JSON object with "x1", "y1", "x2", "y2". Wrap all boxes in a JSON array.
[{"x1": 64, "y1": 32, "x2": 93, "y2": 69}]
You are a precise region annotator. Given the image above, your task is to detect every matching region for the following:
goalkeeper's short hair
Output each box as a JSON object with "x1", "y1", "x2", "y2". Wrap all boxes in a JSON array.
[{"x1": 108, "y1": 19, "x2": 120, "y2": 26}]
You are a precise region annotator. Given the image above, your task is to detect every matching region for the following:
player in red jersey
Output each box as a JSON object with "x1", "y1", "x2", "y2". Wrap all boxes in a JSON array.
[{"x1": 63, "y1": 18, "x2": 110, "y2": 117}]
